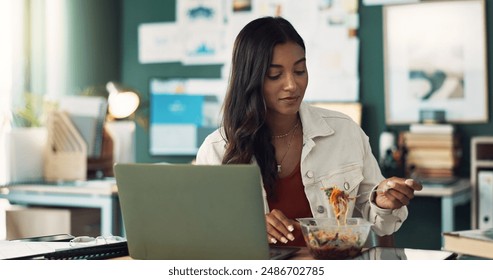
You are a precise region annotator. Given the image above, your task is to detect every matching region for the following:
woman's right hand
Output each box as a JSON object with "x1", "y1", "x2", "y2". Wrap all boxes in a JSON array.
[{"x1": 265, "y1": 209, "x2": 297, "y2": 244}]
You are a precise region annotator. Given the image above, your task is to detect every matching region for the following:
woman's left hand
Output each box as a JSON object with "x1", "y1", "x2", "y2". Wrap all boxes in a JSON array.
[{"x1": 374, "y1": 177, "x2": 423, "y2": 209}]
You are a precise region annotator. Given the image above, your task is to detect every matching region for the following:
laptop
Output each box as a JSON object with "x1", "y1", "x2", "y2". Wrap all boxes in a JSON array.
[{"x1": 113, "y1": 163, "x2": 299, "y2": 260}]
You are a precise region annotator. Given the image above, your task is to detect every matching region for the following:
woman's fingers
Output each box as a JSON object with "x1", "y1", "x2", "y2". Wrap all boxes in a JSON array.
[
  {"x1": 377, "y1": 177, "x2": 423, "y2": 208},
  {"x1": 265, "y1": 222, "x2": 287, "y2": 244},
  {"x1": 385, "y1": 188, "x2": 410, "y2": 206},
  {"x1": 265, "y1": 209, "x2": 295, "y2": 244},
  {"x1": 387, "y1": 178, "x2": 421, "y2": 199},
  {"x1": 405, "y1": 178, "x2": 423, "y2": 191}
]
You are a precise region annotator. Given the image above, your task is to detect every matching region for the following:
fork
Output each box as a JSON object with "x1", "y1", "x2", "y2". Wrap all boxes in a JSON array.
[{"x1": 351, "y1": 187, "x2": 390, "y2": 199}]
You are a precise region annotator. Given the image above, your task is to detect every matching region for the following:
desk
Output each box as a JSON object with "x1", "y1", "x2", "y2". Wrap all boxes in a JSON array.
[
  {"x1": 112, "y1": 246, "x2": 456, "y2": 260},
  {"x1": 415, "y1": 178, "x2": 471, "y2": 234},
  {"x1": 0, "y1": 180, "x2": 121, "y2": 236},
  {"x1": 0, "y1": 179, "x2": 470, "y2": 241},
  {"x1": 291, "y1": 247, "x2": 456, "y2": 260}
]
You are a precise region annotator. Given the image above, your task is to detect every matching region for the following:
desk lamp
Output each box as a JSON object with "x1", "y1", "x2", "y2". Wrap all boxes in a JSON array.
[
  {"x1": 104, "y1": 82, "x2": 139, "y2": 165},
  {"x1": 106, "y1": 81, "x2": 140, "y2": 120}
]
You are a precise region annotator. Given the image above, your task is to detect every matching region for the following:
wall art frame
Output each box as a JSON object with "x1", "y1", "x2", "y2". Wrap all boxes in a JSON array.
[{"x1": 383, "y1": 0, "x2": 488, "y2": 124}]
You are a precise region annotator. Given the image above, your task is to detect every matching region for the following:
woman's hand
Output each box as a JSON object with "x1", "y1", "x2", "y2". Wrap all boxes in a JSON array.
[
  {"x1": 374, "y1": 177, "x2": 423, "y2": 209},
  {"x1": 265, "y1": 209, "x2": 298, "y2": 244}
]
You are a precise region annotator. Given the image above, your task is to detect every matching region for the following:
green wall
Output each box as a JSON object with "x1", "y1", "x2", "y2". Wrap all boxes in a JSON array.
[
  {"x1": 65, "y1": 0, "x2": 121, "y2": 94},
  {"x1": 121, "y1": 0, "x2": 221, "y2": 163},
  {"x1": 122, "y1": 0, "x2": 493, "y2": 173}
]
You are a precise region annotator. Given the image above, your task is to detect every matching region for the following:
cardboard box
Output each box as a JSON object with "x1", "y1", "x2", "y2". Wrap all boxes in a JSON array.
[
  {"x1": 5, "y1": 207, "x2": 101, "y2": 240},
  {"x1": 6, "y1": 207, "x2": 71, "y2": 240},
  {"x1": 0, "y1": 199, "x2": 11, "y2": 240},
  {"x1": 70, "y1": 207, "x2": 101, "y2": 237}
]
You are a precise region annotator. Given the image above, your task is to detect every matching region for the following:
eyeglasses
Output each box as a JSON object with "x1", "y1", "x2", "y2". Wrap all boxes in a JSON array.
[{"x1": 69, "y1": 235, "x2": 126, "y2": 247}]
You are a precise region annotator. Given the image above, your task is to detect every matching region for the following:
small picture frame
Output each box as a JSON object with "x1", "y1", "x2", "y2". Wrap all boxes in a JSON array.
[{"x1": 383, "y1": 0, "x2": 488, "y2": 124}]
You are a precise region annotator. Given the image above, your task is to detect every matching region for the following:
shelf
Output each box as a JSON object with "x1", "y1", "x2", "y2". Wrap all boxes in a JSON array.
[
  {"x1": 473, "y1": 160, "x2": 493, "y2": 168},
  {"x1": 471, "y1": 137, "x2": 493, "y2": 229}
]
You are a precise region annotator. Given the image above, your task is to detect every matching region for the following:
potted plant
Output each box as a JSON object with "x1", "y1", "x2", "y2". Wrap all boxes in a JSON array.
[{"x1": 0, "y1": 93, "x2": 56, "y2": 185}]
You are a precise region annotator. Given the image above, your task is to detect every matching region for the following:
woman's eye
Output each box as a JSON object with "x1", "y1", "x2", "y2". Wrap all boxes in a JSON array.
[
  {"x1": 267, "y1": 74, "x2": 281, "y2": 80},
  {"x1": 295, "y1": 70, "x2": 306, "y2": 75}
]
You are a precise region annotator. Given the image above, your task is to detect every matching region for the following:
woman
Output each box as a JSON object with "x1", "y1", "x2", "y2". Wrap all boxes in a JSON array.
[{"x1": 196, "y1": 16, "x2": 422, "y2": 246}]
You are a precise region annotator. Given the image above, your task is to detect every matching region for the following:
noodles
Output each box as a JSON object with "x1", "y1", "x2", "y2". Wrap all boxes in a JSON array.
[
  {"x1": 301, "y1": 185, "x2": 367, "y2": 259},
  {"x1": 329, "y1": 188, "x2": 349, "y2": 226},
  {"x1": 304, "y1": 229, "x2": 362, "y2": 259},
  {"x1": 321, "y1": 186, "x2": 350, "y2": 226}
]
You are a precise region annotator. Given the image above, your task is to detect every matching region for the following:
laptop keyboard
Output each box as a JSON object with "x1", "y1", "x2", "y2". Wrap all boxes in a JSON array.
[{"x1": 269, "y1": 247, "x2": 300, "y2": 260}]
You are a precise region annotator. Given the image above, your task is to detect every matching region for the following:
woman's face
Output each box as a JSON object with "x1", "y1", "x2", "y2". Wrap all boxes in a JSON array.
[{"x1": 263, "y1": 41, "x2": 308, "y2": 117}]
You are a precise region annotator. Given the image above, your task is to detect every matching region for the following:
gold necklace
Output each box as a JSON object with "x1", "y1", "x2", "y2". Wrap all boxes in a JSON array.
[
  {"x1": 272, "y1": 121, "x2": 300, "y2": 139},
  {"x1": 276, "y1": 122, "x2": 298, "y2": 173}
]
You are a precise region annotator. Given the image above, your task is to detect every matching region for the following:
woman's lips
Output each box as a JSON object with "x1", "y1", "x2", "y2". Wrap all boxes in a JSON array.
[{"x1": 280, "y1": 96, "x2": 299, "y2": 101}]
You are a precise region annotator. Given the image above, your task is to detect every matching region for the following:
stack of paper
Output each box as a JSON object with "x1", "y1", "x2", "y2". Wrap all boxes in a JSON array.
[{"x1": 0, "y1": 241, "x2": 72, "y2": 260}]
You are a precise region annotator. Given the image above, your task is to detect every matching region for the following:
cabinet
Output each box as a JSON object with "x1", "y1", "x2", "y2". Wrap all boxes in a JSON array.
[
  {"x1": 0, "y1": 180, "x2": 121, "y2": 236},
  {"x1": 470, "y1": 136, "x2": 493, "y2": 228}
]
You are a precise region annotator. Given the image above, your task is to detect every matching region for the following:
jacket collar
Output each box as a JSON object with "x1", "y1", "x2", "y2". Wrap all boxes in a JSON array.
[{"x1": 299, "y1": 102, "x2": 335, "y2": 139}]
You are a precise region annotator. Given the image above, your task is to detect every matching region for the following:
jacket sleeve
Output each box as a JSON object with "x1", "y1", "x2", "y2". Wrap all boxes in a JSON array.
[
  {"x1": 357, "y1": 131, "x2": 408, "y2": 236},
  {"x1": 195, "y1": 130, "x2": 225, "y2": 165}
]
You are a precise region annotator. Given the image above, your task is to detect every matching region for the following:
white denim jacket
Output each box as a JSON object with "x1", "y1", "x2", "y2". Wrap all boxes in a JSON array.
[{"x1": 195, "y1": 102, "x2": 407, "y2": 235}]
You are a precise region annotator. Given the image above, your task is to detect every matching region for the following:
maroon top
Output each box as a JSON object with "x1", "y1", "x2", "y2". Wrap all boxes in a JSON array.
[{"x1": 267, "y1": 162, "x2": 312, "y2": 247}]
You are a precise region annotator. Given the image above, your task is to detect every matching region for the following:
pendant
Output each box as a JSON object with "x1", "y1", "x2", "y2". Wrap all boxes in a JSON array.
[{"x1": 277, "y1": 164, "x2": 281, "y2": 173}]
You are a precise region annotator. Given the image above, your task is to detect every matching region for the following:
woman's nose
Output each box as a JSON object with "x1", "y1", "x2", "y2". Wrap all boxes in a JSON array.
[{"x1": 283, "y1": 73, "x2": 297, "y2": 92}]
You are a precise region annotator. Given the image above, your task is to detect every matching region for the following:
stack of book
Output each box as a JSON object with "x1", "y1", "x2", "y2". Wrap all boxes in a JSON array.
[
  {"x1": 443, "y1": 228, "x2": 493, "y2": 259},
  {"x1": 400, "y1": 123, "x2": 461, "y2": 179}
]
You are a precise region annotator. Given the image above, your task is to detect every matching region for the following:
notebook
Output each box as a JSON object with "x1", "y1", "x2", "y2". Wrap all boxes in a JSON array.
[{"x1": 113, "y1": 163, "x2": 299, "y2": 260}]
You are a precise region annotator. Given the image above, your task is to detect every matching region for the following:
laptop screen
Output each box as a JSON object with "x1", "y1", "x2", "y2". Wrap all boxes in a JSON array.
[{"x1": 114, "y1": 163, "x2": 271, "y2": 260}]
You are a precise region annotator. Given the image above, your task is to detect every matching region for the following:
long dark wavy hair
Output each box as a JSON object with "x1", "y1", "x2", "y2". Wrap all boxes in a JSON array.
[{"x1": 221, "y1": 17, "x2": 305, "y2": 195}]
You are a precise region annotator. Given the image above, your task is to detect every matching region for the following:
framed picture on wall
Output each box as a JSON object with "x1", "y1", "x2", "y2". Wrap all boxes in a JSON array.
[{"x1": 383, "y1": 0, "x2": 488, "y2": 124}]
